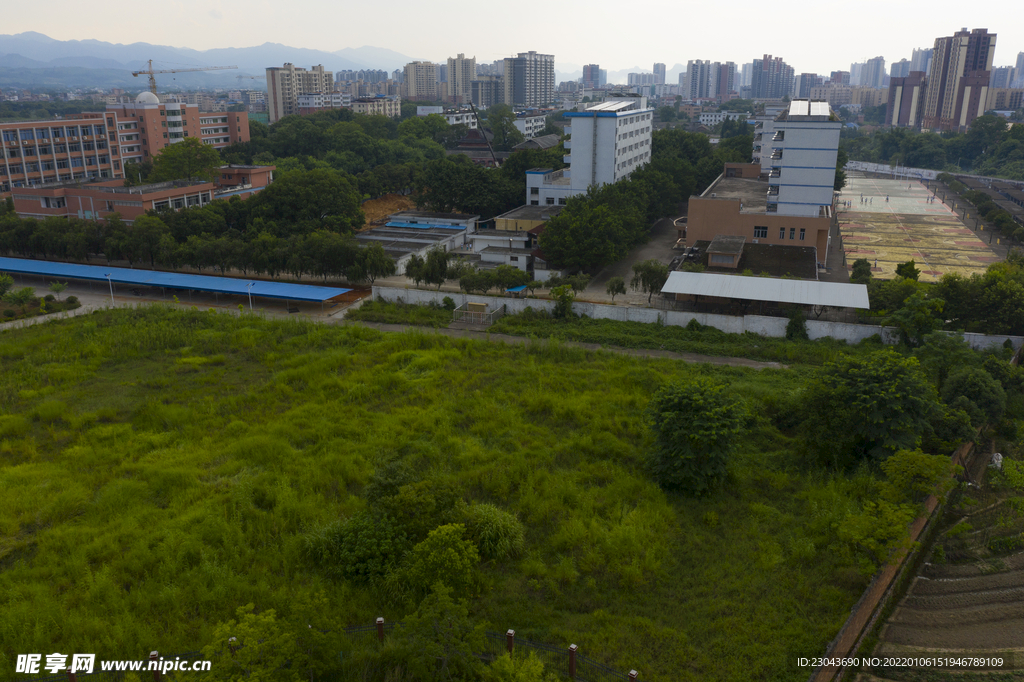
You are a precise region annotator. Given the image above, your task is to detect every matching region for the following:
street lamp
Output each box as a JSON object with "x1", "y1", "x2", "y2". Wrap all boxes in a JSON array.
[
  {"x1": 246, "y1": 282, "x2": 255, "y2": 311},
  {"x1": 104, "y1": 273, "x2": 114, "y2": 306}
]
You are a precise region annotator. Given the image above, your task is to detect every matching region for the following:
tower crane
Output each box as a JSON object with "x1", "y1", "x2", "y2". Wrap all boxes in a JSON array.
[{"x1": 131, "y1": 60, "x2": 238, "y2": 95}]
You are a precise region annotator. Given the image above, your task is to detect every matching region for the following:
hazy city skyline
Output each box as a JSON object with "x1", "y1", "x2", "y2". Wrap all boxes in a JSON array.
[{"x1": 3, "y1": 0, "x2": 1022, "y2": 77}]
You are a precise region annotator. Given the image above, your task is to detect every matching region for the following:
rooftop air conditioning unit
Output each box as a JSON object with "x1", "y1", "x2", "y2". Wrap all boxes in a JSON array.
[{"x1": 710, "y1": 193, "x2": 716, "y2": 197}]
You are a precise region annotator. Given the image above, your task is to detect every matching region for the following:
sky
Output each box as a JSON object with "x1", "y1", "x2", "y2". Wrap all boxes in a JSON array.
[{"x1": 6, "y1": 0, "x2": 1023, "y2": 76}]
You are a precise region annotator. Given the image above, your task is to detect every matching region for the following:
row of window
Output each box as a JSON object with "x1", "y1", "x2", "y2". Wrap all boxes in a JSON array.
[
  {"x1": 2, "y1": 169, "x2": 113, "y2": 190},
  {"x1": 1, "y1": 125, "x2": 106, "y2": 141},
  {"x1": 617, "y1": 113, "x2": 652, "y2": 127},
  {"x1": 4, "y1": 141, "x2": 107, "y2": 157},
  {"x1": 753, "y1": 225, "x2": 806, "y2": 240}
]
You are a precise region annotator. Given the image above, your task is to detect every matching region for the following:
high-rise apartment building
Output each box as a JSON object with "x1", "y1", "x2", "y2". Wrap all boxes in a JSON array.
[
  {"x1": 922, "y1": 28, "x2": 997, "y2": 131},
  {"x1": 829, "y1": 71, "x2": 850, "y2": 85},
  {"x1": 862, "y1": 57, "x2": 886, "y2": 89},
  {"x1": 653, "y1": 63, "x2": 666, "y2": 85},
  {"x1": 403, "y1": 61, "x2": 439, "y2": 101},
  {"x1": 740, "y1": 63, "x2": 752, "y2": 88},
  {"x1": 890, "y1": 60, "x2": 910, "y2": 79},
  {"x1": 582, "y1": 64, "x2": 601, "y2": 89},
  {"x1": 503, "y1": 52, "x2": 555, "y2": 108},
  {"x1": 849, "y1": 63, "x2": 864, "y2": 86},
  {"x1": 886, "y1": 71, "x2": 928, "y2": 127},
  {"x1": 471, "y1": 76, "x2": 503, "y2": 107},
  {"x1": 683, "y1": 60, "x2": 712, "y2": 100},
  {"x1": 750, "y1": 55, "x2": 794, "y2": 100},
  {"x1": 447, "y1": 54, "x2": 477, "y2": 104},
  {"x1": 910, "y1": 48, "x2": 933, "y2": 74},
  {"x1": 1015, "y1": 53, "x2": 1024, "y2": 87},
  {"x1": 796, "y1": 73, "x2": 820, "y2": 98},
  {"x1": 628, "y1": 73, "x2": 655, "y2": 86},
  {"x1": 265, "y1": 63, "x2": 333, "y2": 123},
  {"x1": 989, "y1": 66, "x2": 1015, "y2": 89},
  {"x1": 712, "y1": 62, "x2": 737, "y2": 101}
]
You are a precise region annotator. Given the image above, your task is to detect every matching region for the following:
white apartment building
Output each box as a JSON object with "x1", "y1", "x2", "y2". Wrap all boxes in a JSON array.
[
  {"x1": 447, "y1": 54, "x2": 476, "y2": 104},
  {"x1": 266, "y1": 64, "x2": 333, "y2": 123},
  {"x1": 699, "y1": 112, "x2": 747, "y2": 126},
  {"x1": 526, "y1": 94, "x2": 652, "y2": 206},
  {"x1": 763, "y1": 99, "x2": 841, "y2": 217},
  {"x1": 351, "y1": 96, "x2": 402, "y2": 118},
  {"x1": 512, "y1": 114, "x2": 546, "y2": 138},
  {"x1": 444, "y1": 111, "x2": 478, "y2": 128},
  {"x1": 297, "y1": 92, "x2": 351, "y2": 109}
]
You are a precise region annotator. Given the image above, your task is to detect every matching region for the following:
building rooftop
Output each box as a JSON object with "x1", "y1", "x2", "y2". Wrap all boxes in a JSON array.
[
  {"x1": 389, "y1": 210, "x2": 480, "y2": 222},
  {"x1": 707, "y1": 235, "x2": 746, "y2": 255},
  {"x1": 701, "y1": 176, "x2": 767, "y2": 212},
  {"x1": 777, "y1": 99, "x2": 839, "y2": 122},
  {"x1": 494, "y1": 204, "x2": 564, "y2": 221},
  {"x1": 514, "y1": 134, "x2": 561, "y2": 151},
  {"x1": 480, "y1": 246, "x2": 535, "y2": 255},
  {"x1": 662, "y1": 271, "x2": 869, "y2": 309}
]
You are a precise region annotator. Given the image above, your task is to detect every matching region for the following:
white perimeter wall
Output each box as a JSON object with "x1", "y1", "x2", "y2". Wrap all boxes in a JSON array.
[{"x1": 370, "y1": 286, "x2": 1022, "y2": 351}]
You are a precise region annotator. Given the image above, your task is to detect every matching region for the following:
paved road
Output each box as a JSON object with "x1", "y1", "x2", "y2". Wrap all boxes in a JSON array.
[{"x1": 583, "y1": 214, "x2": 683, "y2": 304}]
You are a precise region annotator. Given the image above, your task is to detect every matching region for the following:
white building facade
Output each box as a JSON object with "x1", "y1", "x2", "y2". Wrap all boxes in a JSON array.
[
  {"x1": 764, "y1": 100, "x2": 841, "y2": 217},
  {"x1": 525, "y1": 94, "x2": 653, "y2": 206},
  {"x1": 513, "y1": 114, "x2": 546, "y2": 138}
]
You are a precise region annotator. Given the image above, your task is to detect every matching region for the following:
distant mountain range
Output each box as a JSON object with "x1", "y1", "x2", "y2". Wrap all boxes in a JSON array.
[{"x1": 0, "y1": 32, "x2": 422, "y2": 90}]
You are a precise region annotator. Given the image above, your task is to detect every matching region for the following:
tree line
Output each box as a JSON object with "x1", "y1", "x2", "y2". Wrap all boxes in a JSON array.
[{"x1": 844, "y1": 115, "x2": 1024, "y2": 180}]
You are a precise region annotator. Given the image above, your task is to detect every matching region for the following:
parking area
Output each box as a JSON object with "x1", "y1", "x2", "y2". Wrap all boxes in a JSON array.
[{"x1": 837, "y1": 174, "x2": 1000, "y2": 281}]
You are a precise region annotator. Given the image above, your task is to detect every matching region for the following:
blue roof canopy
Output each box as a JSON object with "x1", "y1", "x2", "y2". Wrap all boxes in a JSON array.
[{"x1": 0, "y1": 258, "x2": 350, "y2": 302}]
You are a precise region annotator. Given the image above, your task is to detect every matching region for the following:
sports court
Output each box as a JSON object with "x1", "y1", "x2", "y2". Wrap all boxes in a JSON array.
[{"x1": 837, "y1": 174, "x2": 1000, "y2": 281}]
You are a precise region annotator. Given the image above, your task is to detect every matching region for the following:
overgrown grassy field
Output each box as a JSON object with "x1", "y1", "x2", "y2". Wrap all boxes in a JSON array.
[
  {"x1": 346, "y1": 299, "x2": 453, "y2": 327},
  {"x1": 1, "y1": 307, "x2": 886, "y2": 681}
]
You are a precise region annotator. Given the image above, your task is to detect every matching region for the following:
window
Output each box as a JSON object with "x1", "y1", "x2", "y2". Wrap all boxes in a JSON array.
[
  {"x1": 530, "y1": 187, "x2": 538, "y2": 195},
  {"x1": 545, "y1": 197, "x2": 554, "y2": 205},
  {"x1": 510, "y1": 256, "x2": 519, "y2": 262},
  {"x1": 558, "y1": 198, "x2": 566, "y2": 205},
  {"x1": 754, "y1": 226, "x2": 767, "y2": 238},
  {"x1": 799, "y1": 228, "x2": 805, "y2": 241},
  {"x1": 789, "y1": 228, "x2": 796, "y2": 240},
  {"x1": 779, "y1": 227, "x2": 786, "y2": 239},
  {"x1": 530, "y1": 200, "x2": 539, "y2": 206}
]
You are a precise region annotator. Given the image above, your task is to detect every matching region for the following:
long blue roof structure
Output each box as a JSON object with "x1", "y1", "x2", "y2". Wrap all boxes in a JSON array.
[{"x1": 0, "y1": 258, "x2": 351, "y2": 302}]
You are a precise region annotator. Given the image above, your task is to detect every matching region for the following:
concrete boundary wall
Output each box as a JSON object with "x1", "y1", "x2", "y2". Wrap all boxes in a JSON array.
[{"x1": 371, "y1": 286, "x2": 1022, "y2": 351}]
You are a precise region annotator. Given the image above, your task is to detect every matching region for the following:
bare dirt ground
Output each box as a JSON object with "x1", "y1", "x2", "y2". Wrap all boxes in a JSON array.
[{"x1": 361, "y1": 193, "x2": 416, "y2": 226}]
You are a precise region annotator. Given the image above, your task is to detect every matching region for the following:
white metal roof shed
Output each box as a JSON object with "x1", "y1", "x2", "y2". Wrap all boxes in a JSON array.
[{"x1": 661, "y1": 272, "x2": 870, "y2": 309}]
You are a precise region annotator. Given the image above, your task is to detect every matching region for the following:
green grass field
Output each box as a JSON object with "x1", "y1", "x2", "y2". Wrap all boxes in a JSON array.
[{"x1": 0, "y1": 306, "x2": 889, "y2": 681}]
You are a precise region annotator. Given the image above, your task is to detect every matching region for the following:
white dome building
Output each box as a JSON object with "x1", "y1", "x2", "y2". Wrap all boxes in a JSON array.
[{"x1": 135, "y1": 91, "x2": 160, "y2": 105}]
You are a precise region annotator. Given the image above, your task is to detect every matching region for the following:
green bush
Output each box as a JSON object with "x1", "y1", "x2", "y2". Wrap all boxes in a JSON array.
[
  {"x1": 786, "y1": 309, "x2": 809, "y2": 341},
  {"x1": 405, "y1": 524, "x2": 480, "y2": 597},
  {"x1": 465, "y1": 503, "x2": 525, "y2": 560},
  {"x1": 3, "y1": 309, "x2": 14, "y2": 318},
  {"x1": 442, "y1": 296, "x2": 456, "y2": 311},
  {"x1": 942, "y1": 367, "x2": 1006, "y2": 426},
  {"x1": 645, "y1": 377, "x2": 745, "y2": 495},
  {"x1": 303, "y1": 512, "x2": 409, "y2": 581},
  {"x1": 66, "y1": 295, "x2": 79, "y2": 305}
]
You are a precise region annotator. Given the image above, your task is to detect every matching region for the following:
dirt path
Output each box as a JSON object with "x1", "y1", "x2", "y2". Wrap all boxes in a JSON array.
[{"x1": 339, "y1": 320, "x2": 783, "y2": 369}]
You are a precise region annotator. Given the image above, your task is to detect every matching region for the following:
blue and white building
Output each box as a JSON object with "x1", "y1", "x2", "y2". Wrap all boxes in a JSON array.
[
  {"x1": 525, "y1": 94, "x2": 653, "y2": 206},
  {"x1": 763, "y1": 99, "x2": 841, "y2": 217}
]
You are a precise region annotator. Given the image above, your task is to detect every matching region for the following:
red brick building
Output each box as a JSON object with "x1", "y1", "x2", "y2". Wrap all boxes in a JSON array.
[
  {"x1": 10, "y1": 164, "x2": 274, "y2": 224},
  {"x1": 1, "y1": 92, "x2": 249, "y2": 194}
]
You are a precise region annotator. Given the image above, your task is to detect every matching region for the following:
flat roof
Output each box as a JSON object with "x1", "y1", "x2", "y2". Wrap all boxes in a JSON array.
[
  {"x1": 0, "y1": 257, "x2": 350, "y2": 302},
  {"x1": 385, "y1": 221, "x2": 466, "y2": 230},
  {"x1": 661, "y1": 271, "x2": 870, "y2": 309},
  {"x1": 701, "y1": 176, "x2": 768, "y2": 212},
  {"x1": 480, "y1": 246, "x2": 535, "y2": 255},
  {"x1": 707, "y1": 235, "x2": 746, "y2": 255},
  {"x1": 494, "y1": 205, "x2": 564, "y2": 221},
  {"x1": 389, "y1": 210, "x2": 479, "y2": 222}
]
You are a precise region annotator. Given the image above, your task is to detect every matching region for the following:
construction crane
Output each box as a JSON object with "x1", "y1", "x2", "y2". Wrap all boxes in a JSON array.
[{"x1": 131, "y1": 60, "x2": 238, "y2": 95}]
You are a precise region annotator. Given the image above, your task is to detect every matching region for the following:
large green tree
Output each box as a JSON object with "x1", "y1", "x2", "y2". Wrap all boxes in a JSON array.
[{"x1": 149, "y1": 137, "x2": 222, "y2": 183}]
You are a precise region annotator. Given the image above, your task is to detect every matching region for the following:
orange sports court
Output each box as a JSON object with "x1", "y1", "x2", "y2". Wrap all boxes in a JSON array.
[{"x1": 837, "y1": 173, "x2": 1001, "y2": 281}]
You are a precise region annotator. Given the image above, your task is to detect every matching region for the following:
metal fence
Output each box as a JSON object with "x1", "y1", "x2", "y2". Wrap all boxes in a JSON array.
[{"x1": 452, "y1": 302, "x2": 506, "y2": 325}]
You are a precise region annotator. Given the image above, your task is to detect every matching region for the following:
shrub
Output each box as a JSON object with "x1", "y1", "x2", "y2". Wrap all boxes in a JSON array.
[
  {"x1": 465, "y1": 503, "x2": 525, "y2": 560},
  {"x1": 786, "y1": 309, "x2": 809, "y2": 341},
  {"x1": 66, "y1": 295, "x2": 79, "y2": 306},
  {"x1": 303, "y1": 512, "x2": 409, "y2": 581},
  {"x1": 442, "y1": 296, "x2": 456, "y2": 311},
  {"x1": 44, "y1": 294, "x2": 55, "y2": 302},
  {"x1": 645, "y1": 377, "x2": 745, "y2": 495},
  {"x1": 405, "y1": 524, "x2": 480, "y2": 597},
  {"x1": 3, "y1": 309, "x2": 14, "y2": 318}
]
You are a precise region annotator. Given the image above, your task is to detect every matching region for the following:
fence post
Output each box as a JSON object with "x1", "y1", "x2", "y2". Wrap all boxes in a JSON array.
[
  {"x1": 568, "y1": 644, "x2": 577, "y2": 680},
  {"x1": 67, "y1": 673, "x2": 77, "y2": 682},
  {"x1": 376, "y1": 617, "x2": 385, "y2": 643},
  {"x1": 150, "y1": 651, "x2": 160, "y2": 682},
  {"x1": 506, "y1": 629, "x2": 515, "y2": 654},
  {"x1": 629, "y1": 671, "x2": 639, "y2": 681}
]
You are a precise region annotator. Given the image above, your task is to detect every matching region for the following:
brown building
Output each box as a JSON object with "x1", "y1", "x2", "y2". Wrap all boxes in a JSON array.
[
  {"x1": 986, "y1": 88, "x2": 1024, "y2": 111},
  {"x1": 886, "y1": 71, "x2": 928, "y2": 127},
  {"x1": 922, "y1": 28, "x2": 997, "y2": 131},
  {"x1": 0, "y1": 92, "x2": 249, "y2": 194},
  {"x1": 11, "y1": 165, "x2": 274, "y2": 224},
  {"x1": 685, "y1": 163, "x2": 831, "y2": 263}
]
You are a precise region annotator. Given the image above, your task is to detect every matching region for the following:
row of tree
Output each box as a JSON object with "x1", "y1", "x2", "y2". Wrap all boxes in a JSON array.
[
  {"x1": 851, "y1": 252, "x2": 1024, "y2": 338},
  {"x1": 939, "y1": 172, "x2": 1024, "y2": 241},
  {"x1": 843, "y1": 115, "x2": 1024, "y2": 180}
]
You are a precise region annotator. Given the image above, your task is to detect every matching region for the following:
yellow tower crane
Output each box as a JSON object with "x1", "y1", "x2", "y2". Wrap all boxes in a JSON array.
[{"x1": 131, "y1": 60, "x2": 238, "y2": 95}]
